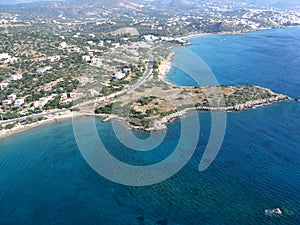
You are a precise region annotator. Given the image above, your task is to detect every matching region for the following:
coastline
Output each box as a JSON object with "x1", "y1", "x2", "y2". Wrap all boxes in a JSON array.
[
  {"x1": 180, "y1": 27, "x2": 289, "y2": 41},
  {"x1": 0, "y1": 112, "x2": 73, "y2": 140},
  {"x1": 98, "y1": 46, "x2": 292, "y2": 132},
  {"x1": 99, "y1": 94, "x2": 291, "y2": 133},
  {"x1": 0, "y1": 92, "x2": 292, "y2": 139},
  {"x1": 158, "y1": 51, "x2": 176, "y2": 86},
  {"x1": 0, "y1": 28, "x2": 294, "y2": 138},
  {"x1": 180, "y1": 32, "x2": 212, "y2": 40}
]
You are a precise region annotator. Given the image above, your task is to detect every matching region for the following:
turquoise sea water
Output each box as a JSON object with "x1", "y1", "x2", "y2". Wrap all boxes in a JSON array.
[{"x1": 0, "y1": 27, "x2": 300, "y2": 224}]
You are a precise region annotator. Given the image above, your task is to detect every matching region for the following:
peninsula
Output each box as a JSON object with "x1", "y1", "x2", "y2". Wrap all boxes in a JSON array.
[
  {"x1": 92, "y1": 56, "x2": 290, "y2": 131},
  {"x1": 0, "y1": 0, "x2": 297, "y2": 137}
]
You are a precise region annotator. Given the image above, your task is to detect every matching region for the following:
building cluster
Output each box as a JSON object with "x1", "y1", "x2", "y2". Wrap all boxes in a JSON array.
[
  {"x1": 60, "y1": 92, "x2": 76, "y2": 104},
  {"x1": 0, "y1": 53, "x2": 18, "y2": 64},
  {"x1": 0, "y1": 73, "x2": 23, "y2": 92},
  {"x1": 1, "y1": 92, "x2": 76, "y2": 111},
  {"x1": 30, "y1": 94, "x2": 57, "y2": 110},
  {"x1": 112, "y1": 67, "x2": 132, "y2": 80},
  {"x1": 2, "y1": 94, "x2": 24, "y2": 108}
]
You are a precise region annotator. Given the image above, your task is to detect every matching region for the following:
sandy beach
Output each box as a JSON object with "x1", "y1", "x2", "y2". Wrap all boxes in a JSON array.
[
  {"x1": 0, "y1": 111, "x2": 74, "y2": 140},
  {"x1": 158, "y1": 52, "x2": 176, "y2": 85},
  {"x1": 180, "y1": 32, "x2": 211, "y2": 40}
]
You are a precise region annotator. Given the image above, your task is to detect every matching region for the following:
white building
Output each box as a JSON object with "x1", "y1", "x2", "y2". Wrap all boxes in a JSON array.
[
  {"x1": 82, "y1": 55, "x2": 91, "y2": 62},
  {"x1": 36, "y1": 66, "x2": 52, "y2": 73},
  {"x1": 4, "y1": 57, "x2": 18, "y2": 64},
  {"x1": 32, "y1": 101, "x2": 43, "y2": 109},
  {"x1": 112, "y1": 72, "x2": 126, "y2": 80},
  {"x1": 32, "y1": 95, "x2": 56, "y2": 109},
  {"x1": 47, "y1": 55, "x2": 61, "y2": 62},
  {"x1": 59, "y1": 42, "x2": 67, "y2": 49},
  {"x1": 38, "y1": 97, "x2": 49, "y2": 107},
  {"x1": 90, "y1": 58, "x2": 102, "y2": 66},
  {"x1": 60, "y1": 93, "x2": 68, "y2": 101},
  {"x1": 14, "y1": 99, "x2": 24, "y2": 107},
  {"x1": 87, "y1": 41, "x2": 95, "y2": 46},
  {"x1": 0, "y1": 82, "x2": 9, "y2": 91},
  {"x1": 10, "y1": 74, "x2": 23, "y2": 81},
  {"x1": 0, "y1": 53, "x2": 11, "y2": 60},
  {"x1": 122, "y1": 67, "x2": 131, "y2": 73},
  {"x1": 98, "y1": 41, "x2": 104, "y2": 47},
  {"x1": 144, "y1": 35, "x2": 159, "y2": 42}
]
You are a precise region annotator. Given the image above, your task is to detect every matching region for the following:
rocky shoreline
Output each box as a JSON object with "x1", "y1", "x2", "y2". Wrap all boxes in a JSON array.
[
  {"x1": 196, "y1": 94, "x2": 290, "y2": 112},
  {"x1": 153, "y1": 96, "x2": 290, "y2": 132},
  {"x1": 0, "y1": 31, "x2": 293, "y2": 139},
  {"x1": 0, "y1": 92, "x2": 291, "y2": 138},
  {"x1": 100, "y1": 94, "x2": 291, "y2": 132}
]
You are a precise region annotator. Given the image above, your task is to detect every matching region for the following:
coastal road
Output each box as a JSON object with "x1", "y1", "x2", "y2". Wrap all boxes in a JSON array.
[
  {"x1": 94, "y1": 58, "x2": 154, "y2": 103},
  {"x1": 0, "y1": 109, "x2": 70, "y2": 126},
  {"x1": 81, "y1": 58, "x2": 154, "y2": 106},
  {"x1": 125, "y1": 59, "x2": 154, "y2": 94},
  {"x1": 0, "y1": 59, "x2": 154, "y2": 126}
]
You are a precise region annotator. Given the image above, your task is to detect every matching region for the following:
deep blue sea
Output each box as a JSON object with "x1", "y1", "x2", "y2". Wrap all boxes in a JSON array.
[{"x1": 0, "y1": 27, "x2": 300, "y2": 225}]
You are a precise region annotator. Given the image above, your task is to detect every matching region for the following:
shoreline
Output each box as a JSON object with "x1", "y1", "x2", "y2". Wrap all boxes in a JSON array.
[
  {"x1": 0, "y1": 112, "x2": 73, "y2": 140},
  {"x1": 0, "y1": 94, "x2": 292, "y2": 139},
  {"x1": 180, "y1": 26, "x2": 296, "y2": 41},
  {"x1": 180, "y1": 32, "x2": 212, "y2": 40},
  {"x1": 99, "y1": 94, "x2": 291, "y2": 133},
  {"x1": 158, "y1": 51, "x2": 177, "y2": 86},
  {"x1": 0, "y1": 28, "x2": 294, "y2": 139}
]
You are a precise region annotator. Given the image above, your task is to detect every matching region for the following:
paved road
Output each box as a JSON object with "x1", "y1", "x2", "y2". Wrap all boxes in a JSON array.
[
  {"x1": 125, "y1": 60, "x2": 154, "y2": 94},
  {"x1": 0, "y1": 59, "x2": 154, "y2": 126},
  {"x1": 96, "y1": 59, "x2": 154, "y2": 102},
  {"x1": 84, "y1": 59, "x2": 154, "y2": 105},
  {"x1": 0, "y1": 109, "x2": 70, "y2": 126}
]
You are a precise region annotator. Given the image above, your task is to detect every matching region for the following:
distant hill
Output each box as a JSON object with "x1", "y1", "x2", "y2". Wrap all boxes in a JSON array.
[
  {"x1": 136, "y1": 0, "x2": 300, "y2": 10},
  {"x1": 0, "y1": 0, "x2": 65, "y2": 5},
  {"x1": 1, "y1": 0, "x2": 299, "y2": 10},
  {"x1": 232, "y1": 0, "x2": 300, "y2": 9}
]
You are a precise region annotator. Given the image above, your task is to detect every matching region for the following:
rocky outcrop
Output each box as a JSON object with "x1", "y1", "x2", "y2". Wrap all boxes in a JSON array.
[{"x1": 196, "y1": 95, "x2": 290, "y2": 112}]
